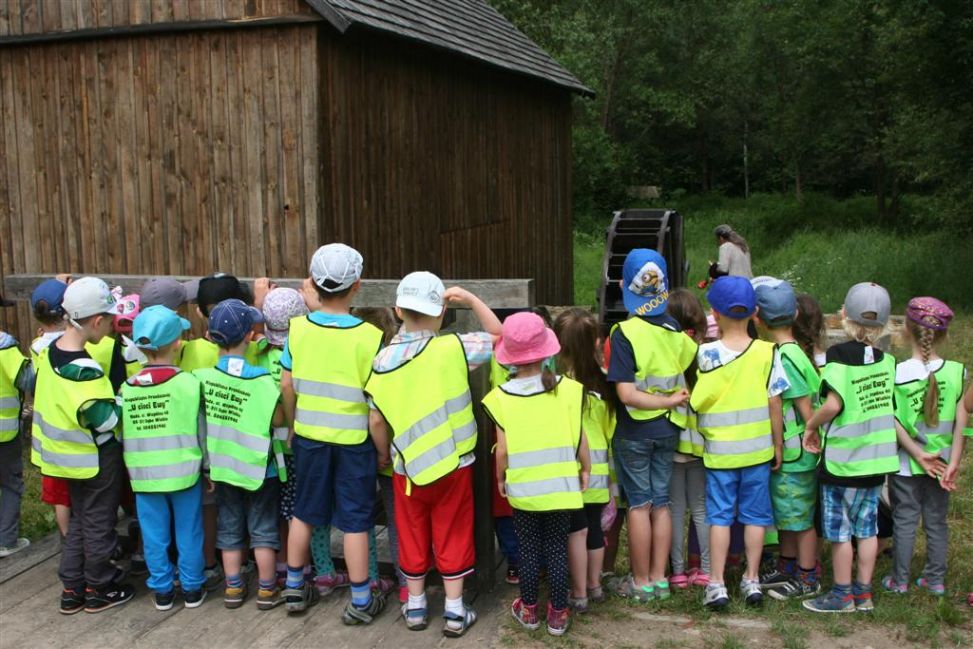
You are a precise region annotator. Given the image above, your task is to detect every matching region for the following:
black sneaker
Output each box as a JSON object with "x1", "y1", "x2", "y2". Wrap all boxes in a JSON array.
[
  {"x1": 759, "y1": 567, "x2": 791, "y2": 590},
  {"x1": 60, "y1": 588, "x2": 86, "y2": 615},
  {"x1": 84, "y1": 583, "x2": 135, "y2": 613},
  {"x1": 130, "y1": 554, "x2": 149, "y2": 577},
  {"x1": 283, "y1": 580, "x2": 320, "y2": 615},
  {"x1": 768, "y1": 577, "x2": 822, "y2": 601},
  {"x1": 183, "y1": 588, "x2": 207, "y2": 609},
  {"x1": 341, "y1": 589, "x2": 388, "y2": 625},
  {"x1": 155, "y1": 590, "x2": 176, "y2": 611}
]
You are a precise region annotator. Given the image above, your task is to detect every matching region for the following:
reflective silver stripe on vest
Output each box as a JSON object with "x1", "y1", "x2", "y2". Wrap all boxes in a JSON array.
[
  {"x1": 826, "y1": 442, "x2": 898, "y2": 465},
  {"x1": 403, "y1": 435, "x2": 458, "y2": 477},
  {"x1": 703, "y1": 433, "x2": 772, "y2": 457},
  {"x1": 917, "y1": 420, "x2": 955, "y2": 436},
  {"x1": 452, "y1": 421, "x2": 476, "y2": 445},
  {"x1": 31, "y1": 434, "x2": 41, "y2": 452},
  {"x1": 696, "y1": 406, "x2": 769, "y2": 429},
  {"x1": 507, "y1": 446, "x2": 576, "y2": 470},
  {"x1": 0, "y1": 396, "x2": 20, "y2": 410},
  {"x1": 129, "y1": 459, "x2": 201, "y2": 482},
  {"x1": 828, "y1": 415, "x2": 895, "y2": 439},
  {"x1": 34, "y1": 411, "x2": 93, "y2": 446},
  {"x1": 397, "y1": 394, "x2": 471, "y2": 451},
  {"x1": 295, "y1": 408, "x2": 368, "y2": 431},
  {"x1": 635, "y1": 373, "x2": 683, "y2": 392},
  {"x1": 41, "y1": 447, "x2": 99, "y2": 469},
  {"x1": 785, "y1": 408, "x2": 798, "y2": 426},
  {"x1": 125, "y1": 434, "x2": 200, "y2": 453},
  {"x1": 293, "y1": 378, "x2": 365, "y2": 404},
  {"x1": 94, "y1": 433, "x2": 114, "y2": 446},
  {"x1": 273, "y1": 426, "x2": 289, "y2": 443},
  {"x1": 209, "y1": 453, "x2": 267, "y2": 483},
  {"x1": 589, "y1": 449, "x2": 609, "y2": 465},
  {"x1": 0, "y1": 418, "x2": 18, "y2": 432},
  {"x1": 208, "y1": 424, "x2": 269, "y2": 453},
  {"x1": 588, "y1": 474, "x2": 610, "y2": 490},
  {"x1": 506, "y1": 475, "x2": 582, "y2": 499},
  {"x1": 446, "y1": 392, "x2": 476, "y2": 444},
  {"x1": 783, "y1": 434, "x2": 801, "y2": 450}
]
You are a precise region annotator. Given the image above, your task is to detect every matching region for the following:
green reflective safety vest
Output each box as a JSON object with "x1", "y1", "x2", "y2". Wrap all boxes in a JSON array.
[
  {"x1": 582, "y1": 391, "x2": 613, "y2": 504},
  {"x1": 121, "y1": 371, "x2": 203, "y2": 492},
  {"x1": 31, "y1": 354, "x2": 117, "y2": 479},
  {"x1": 820, "y1": 352, "x2": 898, "y2": 477},
  {"x1": 255, "y1": 345, "x2": 290, "y2": 479},
  {"x1": 0, "y1": 343, "x2": 27, "y2": 443},
  {"x1": 194, "y1": 367, "x2": 279, "y2": 491},
  {"x1": 289, "y1": 317, "x2": 382, "y2": 446},
  {"x1": 690, "y1": 340, "x2": 775, "y2": 469},
  {"x1": 778, "y1": 343, "x2": 821, "y2": 473},
  {"x1": 612, "y1": 318, "x2": 697, "y2": 427},
  {"x1": 366, "y1": 335, "x2": 476, "y2": 486},
  {"x1": 482, "y1": 376, "x2": 584, "y2": 512},
  {"x1": 893, "y1": 360, "x2": 964, "y2": 476}
]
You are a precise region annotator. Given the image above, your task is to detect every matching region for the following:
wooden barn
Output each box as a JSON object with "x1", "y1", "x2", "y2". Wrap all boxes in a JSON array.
[{"x1": 0, "y1": 0, "x2": 591, "y2": 341}]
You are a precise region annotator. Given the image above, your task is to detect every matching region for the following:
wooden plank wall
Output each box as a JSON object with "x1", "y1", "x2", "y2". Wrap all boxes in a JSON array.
[
  {"x1": 0, "y1": 24, "x2": 320, "y2": 343},
  {"x1": 0, "y1": 0, "x2": 316, "y2": 38},
  {"x1": 319, "y1": 30, "x2": 574, "y2": 306}
]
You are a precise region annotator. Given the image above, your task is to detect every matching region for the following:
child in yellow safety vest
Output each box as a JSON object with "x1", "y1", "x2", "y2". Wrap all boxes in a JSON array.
[
  {"x1": 365, "y1": 272, "x2": 500, "y2": 637},
  {"x1": 0, "y1": 292, "x2": 32, "y2": 558},
  {"x1": 195, "y1": 299, "x2": 285, "y2": 611},
  {"x1": 691, "y1": 276, "x2": 787, "y2": 610},
  {"x1": 553, "y1": 307, "x2": 616, "y2": 613},
  {"x1": 485, "y1": 312, "x2": 592, "y2": 637},
  {"x1": 882, "y1": 297, "x2": 967, "y2": 598},
  {"x1": 32, "y1": 278, "x2": 135, "y2": 614},
  {"x1": 802, "y1": 282, "x2": 898, "y2": 614}
]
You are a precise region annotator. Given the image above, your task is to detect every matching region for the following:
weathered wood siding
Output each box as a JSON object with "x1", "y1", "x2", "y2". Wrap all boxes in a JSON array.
[
  {"x1": 0, "y1": 0, "x2": 316, "y2": 38},
  {"x1": 0, "y1": 24, "x2": 321, "y2": 340},
  {"x1": 319, "y1": 30, "x2": 573, "y2": 305}
]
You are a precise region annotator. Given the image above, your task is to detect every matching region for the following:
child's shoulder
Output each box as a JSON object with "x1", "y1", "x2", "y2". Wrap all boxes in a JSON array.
[{"x1": 0, "y1": 331, "x2": 19, "y2": 351}]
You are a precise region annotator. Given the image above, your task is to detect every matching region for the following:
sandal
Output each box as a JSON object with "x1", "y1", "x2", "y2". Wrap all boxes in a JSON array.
[
  {"x1": 670, "y1": 573, "x2": 689, "y2": 590},
  {"x1": 401, "y1": 603, "x2": 428, "y2": 631},
  {"x1": 443, "y1": 605, "x2": 477, "y2": 638}
]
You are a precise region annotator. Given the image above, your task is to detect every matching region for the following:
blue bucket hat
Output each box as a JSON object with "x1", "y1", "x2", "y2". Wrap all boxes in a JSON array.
[{"x1": 621, "y1": 249, "x2": 670, "y2": 317}]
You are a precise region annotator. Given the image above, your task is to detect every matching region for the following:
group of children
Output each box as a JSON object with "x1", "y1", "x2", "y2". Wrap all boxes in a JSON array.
[{"x1": 0, "y1": 242, "x2": 970, "y2": 638}]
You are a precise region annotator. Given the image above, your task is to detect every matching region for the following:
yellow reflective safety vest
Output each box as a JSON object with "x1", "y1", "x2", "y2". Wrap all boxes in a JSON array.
[
  {"x1": 676, "y1": 405, "x2": 704, "y2": 457},
  {"x1": 820, "y1": 350, "x2": 898, "y2": 477},
  {"x1": 690, "y1": 340, "x2": 775, "y2": 469},
  {"x1": 582, "y1": 391, "x2": 614, "y2": 504},
  {"x1": 289, "y1": 317, "x2": 382, "y2": 446},
  {"x1": 893, "y1": 359, "x2": 964, "y2": 476},
  {"x1": 778, "y1": 342, "x2": 821, "y2": 472},
  {"x1": 612, "y1": 317, "x2": 697, "y2": 427},
  {"x1": 483, "y1": 376, "x2": 584, "y2": 512},
  {"x1": 0, "y1": 342, "x2": 27, "y2": 443},
  {"x1": 121, "y1": 371, "x2": 203, "y2": 492},
  {"x1": 31, "y1": 354, "x2": 117, "y2": 479},
  {"x1": 366, "y1": 334, "x2": 476, "y2": 486},
  {"x1": 255, "y1": 344, "x2": 290, "y2": 480},
  {"x1": 195, "y1": 367, "x2": 279, "y2": 491},
  {"x1": 85, "y1": 336, "x2": 143, "y2": 379}
]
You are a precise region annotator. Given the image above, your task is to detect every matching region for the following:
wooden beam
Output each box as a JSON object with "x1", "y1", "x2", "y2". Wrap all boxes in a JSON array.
[
  {"x1": 0, "y1": 15, "x2": 324, "y2": 47},
  {"x1": 2, "y1": 274, "x2": 535, "y2": 308}
]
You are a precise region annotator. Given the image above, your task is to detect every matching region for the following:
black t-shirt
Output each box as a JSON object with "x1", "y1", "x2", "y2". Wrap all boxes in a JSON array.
[{"x1": 818, "y1": 341, "x2": 888, "y2": 488}]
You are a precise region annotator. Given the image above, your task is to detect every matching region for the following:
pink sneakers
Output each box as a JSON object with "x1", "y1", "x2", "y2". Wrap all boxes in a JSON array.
[{"x1": 511, "y1": 598, "x2": 539, "y2": 631}]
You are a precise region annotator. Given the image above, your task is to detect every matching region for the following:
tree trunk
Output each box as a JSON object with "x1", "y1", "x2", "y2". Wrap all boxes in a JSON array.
[{"x1": 794, "y1": 159, "x2": 803, "y2": 202}]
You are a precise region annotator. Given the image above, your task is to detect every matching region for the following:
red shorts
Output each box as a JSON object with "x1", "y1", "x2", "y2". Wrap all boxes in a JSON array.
[
  {"x1": 41, "y1": 475, "x2": 71, "y2": 506},
  {"x1": 394, "y1": 465, "x2": 475, "y2": 580}
]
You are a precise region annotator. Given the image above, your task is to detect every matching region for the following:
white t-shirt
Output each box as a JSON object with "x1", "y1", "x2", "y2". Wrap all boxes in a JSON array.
[
  {"x1": 30, "y1": 330, "x2": 64, "y2": 356},
  {"x1": 893, "y1": 358, "x2": 966, "y2": 476},
  {"x1": 696, "y1": 341, "x2": 790, "y2": 397}
]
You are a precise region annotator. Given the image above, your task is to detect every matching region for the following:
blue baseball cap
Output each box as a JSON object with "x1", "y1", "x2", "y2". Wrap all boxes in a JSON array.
[
  {"x1": 208, "y1": 298, "x2": 263, "y2": 346},
  {"x1": 755, "y1": 279, "x2": 797, "y2": 325},
  {"x1": 132, "y1": 305, "x2": 190, "y2": 350},
  {"x1": 708, "y1": 276, "x2": 756, "y2": 319},
  {"x1": 621, "y1": 249, "x2": 670, "y2": 316},
  {"x1": 31, "y1": 279, "x2": 68, "y2": 314}
]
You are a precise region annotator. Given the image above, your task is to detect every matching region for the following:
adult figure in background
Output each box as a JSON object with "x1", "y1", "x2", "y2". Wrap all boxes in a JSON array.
[{"x1": 709, "y1": 224, "x2": 753, "y2": 279}]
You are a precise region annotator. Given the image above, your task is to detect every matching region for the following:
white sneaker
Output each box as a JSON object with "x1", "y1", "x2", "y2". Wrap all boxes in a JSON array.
[
  {"x1": 703, "y1": 583, "x2": 729, "y2": 609},
  {"x1": 0, "y1": 538, "x2": 30, "y2": 558},
  {"x1": 740, "y1": 578, "x2": 763, "y2": 605}
]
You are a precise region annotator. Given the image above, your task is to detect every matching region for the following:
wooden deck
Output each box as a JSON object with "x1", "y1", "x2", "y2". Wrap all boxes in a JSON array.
[{"x1": 0, "y1": 535, "x2": 510, "y2": 649}]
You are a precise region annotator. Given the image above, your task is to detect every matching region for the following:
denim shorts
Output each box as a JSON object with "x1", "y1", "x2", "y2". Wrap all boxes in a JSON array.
[
  {"x1": 705, "y1": 463, "x2": 774, "y2": 527},
  {"x1": 611, "y1": 434, "x2": 676, "y2": 509},
  {"x1": 215, "y1": 480, "x2": 281, "y2": 551},
  {"x1": 820, "y1": 483, "x2": 880, "y2": 543}
]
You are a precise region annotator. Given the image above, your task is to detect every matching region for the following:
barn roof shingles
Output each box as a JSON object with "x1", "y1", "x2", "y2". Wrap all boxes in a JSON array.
[{"x1": 315, "y1": 0, "x2": 593, "y2": 95}]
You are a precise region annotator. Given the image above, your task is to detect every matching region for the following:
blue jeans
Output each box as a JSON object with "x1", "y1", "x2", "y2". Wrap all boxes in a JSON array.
[
  {"x1": 136, "y1": 480, "x2": 205, "y2": 593},
  {"x1": 495, "y1": 515, "x2": 520, "y2": 567},
  {"x1": 612, "y1": 435, "x2": 677, "y2": 509}
]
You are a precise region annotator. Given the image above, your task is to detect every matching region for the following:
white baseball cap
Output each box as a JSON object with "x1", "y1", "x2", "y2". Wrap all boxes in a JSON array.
[
  {"x1": 62, "y1": 277, "x2": 120, "y2": 321},
  {"x1": 396, "y1": 271, "x2": 445, "y2": 317},
  {"x1": 310, "y1": 243, "x2": 363, "y2": 292}
]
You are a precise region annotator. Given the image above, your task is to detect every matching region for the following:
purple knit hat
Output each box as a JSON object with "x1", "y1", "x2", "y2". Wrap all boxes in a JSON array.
[{"x1": 906, "y1": 297, "x2": 953, "y2": 332}]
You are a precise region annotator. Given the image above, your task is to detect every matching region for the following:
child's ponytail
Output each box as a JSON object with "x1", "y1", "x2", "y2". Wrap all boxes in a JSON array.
[
  {"x1": 904, "y1": 297, "x2": 954, "y2": 429},
  {"x1": 917, "y1": 325, "x2": 941, "y2": 429}
]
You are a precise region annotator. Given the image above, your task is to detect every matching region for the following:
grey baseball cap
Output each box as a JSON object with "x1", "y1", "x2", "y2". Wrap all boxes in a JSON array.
[
  {"x1": 140, "y1": 277, "x2": 188, "y2": 310},
  {"x1": 844, "y1": 282, "x2": 891, "y2": 327}
]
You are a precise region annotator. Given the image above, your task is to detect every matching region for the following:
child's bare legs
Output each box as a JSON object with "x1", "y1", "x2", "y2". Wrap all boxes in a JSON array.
[
  {"x1": 568, "y1": 529, "x2": 588, "y2": 598},
  {"x1": 444, "y1": 577, "x2": 464, "y2": 601},
  {"x1": 255, "y1": 547, "x2": 276, "y2": 585},
  {"x1": 344, "y1": 531, "x2": 369, "y2": 584},
  {"x1": 796, "y1": 529, "x2": 817, "y2": 571},
  {"x1": 588, "y1": 546, "x2": 604, "y2": 590},
  {"x1": 223, "y1": 549, "x2": 245, "y2": 581},
  {"x1": 742, "y1": 525, "x2": 764, "y2": 581},
  {"x1": 709, "y1": 525, "x2": 730, "y2": 584},
  {"x1": 650, "y1": 507, "x2": 671, "y2": 582},
  {"x1": 54, "y1": 505, "x2": 70, "y2": 537},
  {"x1": 854, "y1": 536, "x2": 877, "y2": 585},
  {"x1": 407, "y1": 576, "x2": 426, "y2": 598},
  {"x1": 831, "y1": 541, "x2": 853, "y2": 585},
  {"x1": 627, "y1": 505, "x2": 652, "y2": 587},
  {"x1": 286, "y1": 517, "x2": 313, "y2": 572}
]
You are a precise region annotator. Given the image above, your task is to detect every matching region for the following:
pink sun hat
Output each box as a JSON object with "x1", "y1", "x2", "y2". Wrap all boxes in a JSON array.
[{"x1": 495, "y1": 312, "x2": 561, "y2": 366}]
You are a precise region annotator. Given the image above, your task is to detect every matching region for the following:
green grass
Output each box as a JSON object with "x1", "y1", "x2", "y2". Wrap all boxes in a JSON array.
[{"x1": 573, "y1": 192, "x2": 973, "y2": 312}]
